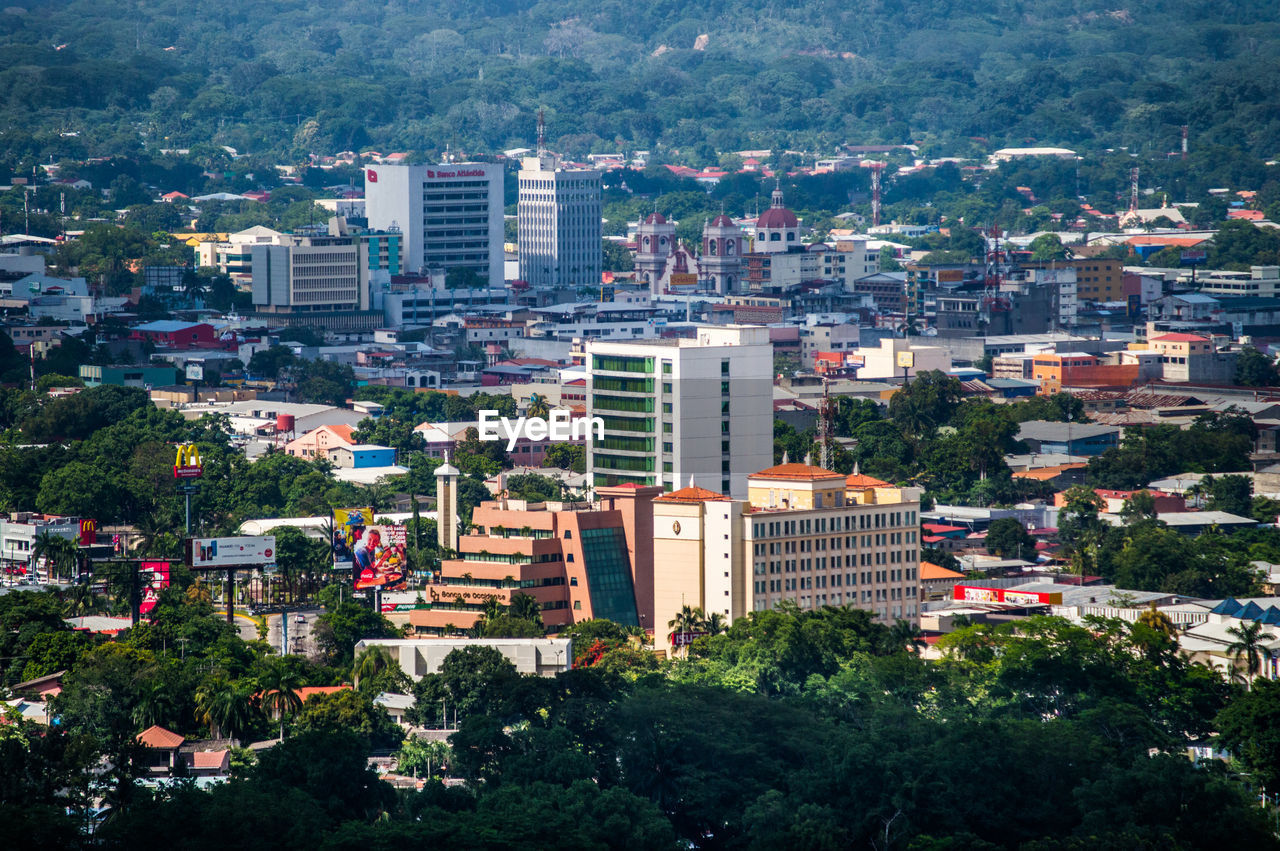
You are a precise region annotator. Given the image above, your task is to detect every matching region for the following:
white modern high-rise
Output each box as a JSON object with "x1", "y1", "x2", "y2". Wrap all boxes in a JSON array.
[
  {"x1": 586, "y1": 325, "x2": 773, "y2": 499},
  {"x1": 517, "y1": 152, "x2": 602, "y2": 287},
  {"x1": 364, "y1": 163, "x2": 504, "y2": 285}
]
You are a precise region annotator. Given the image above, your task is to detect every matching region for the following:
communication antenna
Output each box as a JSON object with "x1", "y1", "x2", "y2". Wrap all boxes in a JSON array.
[
  {"x1": 1129, "y1": 167, "x2": 1140, "y2": 215},
  {"x1": 869, "y1": 162, "x2": 886, "y2": 228},
  {"x1": 536, "y1": 109, "x2": 546, "y2": 155},
  {"x1": 816, "y1": 377, "x2": 833, "y2": 471},
  {"x1": 1181, "y1": 125, "x2": 1188, "y2": 161}
]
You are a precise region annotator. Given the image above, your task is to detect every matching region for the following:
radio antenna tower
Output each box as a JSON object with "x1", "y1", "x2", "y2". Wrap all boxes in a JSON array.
[
  {"x1": 1181, "y1": 125, "x2": 1188, "y2": 160},
  {"x1": 1129, "y1": 167, "x2": 1140, "y2": 215},
  {"x1": 816, "y1": 378, "x2": 834, "y2": 471},
  {"x1": 869, "y1": 162, "x2": 885, "y2": 227},
  {"x1": 536, "y1": 109, "x2": 546, "y2": 155}
]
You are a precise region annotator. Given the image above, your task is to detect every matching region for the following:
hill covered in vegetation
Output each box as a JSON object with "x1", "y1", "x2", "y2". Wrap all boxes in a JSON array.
[{"x1": 2, "y1": 0, "x2": 1280, "y2": 169}]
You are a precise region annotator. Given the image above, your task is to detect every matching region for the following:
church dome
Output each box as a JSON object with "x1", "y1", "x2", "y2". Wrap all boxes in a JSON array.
[
  {"x1": 756, "y1": 207, "x2": 798, "y2": 228},
  {"x1": 643, "y1": 212, "x2": 668, "y2": 225},
  {"x1": 756, "y1": 183, "x2": 798, "y2": 229},
  {"x1": 710, "y1": 214, "x2": 736, "y2": 227}
]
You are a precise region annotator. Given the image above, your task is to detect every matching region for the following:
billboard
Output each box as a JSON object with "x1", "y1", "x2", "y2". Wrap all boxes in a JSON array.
[
  {"x1": 139, "y1": 561, "x2": 171, "y2": 616},
  {"x1": 333, "y1": 508, "x2": 407, "y2": 591},
  {"x1": 953, "y1": 585, "x2": 1063, "y2": 606},
  {"x1": 187, "y1": 536, "x2": 276, "y2": 568}
]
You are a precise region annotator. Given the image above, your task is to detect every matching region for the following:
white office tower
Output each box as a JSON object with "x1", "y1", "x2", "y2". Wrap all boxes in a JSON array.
[
  {"x1": 364, "y1": 163, "x2": 504, "y2": 285},
  {"x1": 517, "y1": 151, "x2": 602, "y2": 287},
  {"x1": 586, "y1": 326, "x2": 773, "y2": 499}
]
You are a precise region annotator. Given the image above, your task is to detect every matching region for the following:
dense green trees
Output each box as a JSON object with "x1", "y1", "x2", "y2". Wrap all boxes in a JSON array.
[{"x1": 11, "y1": 575, "x2": 1280, "y2": 850}]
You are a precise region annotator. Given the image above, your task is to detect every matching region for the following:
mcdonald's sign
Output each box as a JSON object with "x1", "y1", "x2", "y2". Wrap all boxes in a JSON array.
[
  {"x1": 79, "y1": 518, "x2": 96, "y2": 546},
  {"x1": 174, "y1": 443, "x2": 203, "y2": 479}
]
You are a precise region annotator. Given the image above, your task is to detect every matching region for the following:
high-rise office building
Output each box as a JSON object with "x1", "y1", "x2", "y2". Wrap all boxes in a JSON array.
[
  {"x1": 517, "y1": 151, "x2": 602, "y2": 287},
  {"x1": 364, "y1": 163, "x2": 504, "y2": 285},
  {"x1": 586, "y1": 325, "x2": 773, "y2": 499}
]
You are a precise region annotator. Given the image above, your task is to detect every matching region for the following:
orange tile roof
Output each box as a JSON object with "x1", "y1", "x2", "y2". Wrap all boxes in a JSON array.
[
  {"x1": 654, "y1": 486, "x2": 730, "y2": 503},
  {"x1": 749, "y1": 463, "x2": 844, "y2": 481},
  {"x1": 324, "y1": 424, "x2": 356, "y2": 441},
  {"x1": 297, "y1": 686, "x2": 350, "y2": 702},
  {"x1": 846, "y1": 473, "x2": 891, "y2": 488},
  {"x1": 921, "y1": 561, "x2": 965, "y2": 581},
  {"x1": 137, "y1": 725, "x2": 185, "y2": 749},
  {"x1": 1011, "y1": 463, "x2": 1088, "y2": 481}
]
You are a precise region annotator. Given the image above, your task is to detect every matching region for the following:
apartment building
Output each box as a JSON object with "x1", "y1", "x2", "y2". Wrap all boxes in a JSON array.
[
  {"x1": 517, "y1": 152, "x2": 602, "y2": 288},
  {"x1": 586, "y1": 325, "x2": 772, "y2": 499}
]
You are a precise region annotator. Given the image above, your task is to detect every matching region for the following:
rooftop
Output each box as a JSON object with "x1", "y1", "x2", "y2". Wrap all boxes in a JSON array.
[
  {"x1": 654, "y1": 486, "x2": 730, "y2": 504},
  {"x1": 749, "y1": 462, "x2": 845, "y2": 482},
  {"x1": 137, "y1": 725, "x2": 185, "y2": 749}
]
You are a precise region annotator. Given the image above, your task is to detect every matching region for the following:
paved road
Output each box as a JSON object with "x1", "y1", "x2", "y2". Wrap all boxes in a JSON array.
[
  {"x1": 267, "y1": 608, "x2": 320, "y2": 656},
  {"x1": 233, "y1": 609, "x2": 319, "y2": 655}
]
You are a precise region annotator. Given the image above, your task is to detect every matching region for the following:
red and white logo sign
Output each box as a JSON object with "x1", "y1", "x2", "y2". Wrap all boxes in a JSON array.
[
  {"x1": 426, "y1": 170, "x2": 435, "y2": 178},
  {"x1": 366, "y1": 168, "x2": 377, "y2": 183}
]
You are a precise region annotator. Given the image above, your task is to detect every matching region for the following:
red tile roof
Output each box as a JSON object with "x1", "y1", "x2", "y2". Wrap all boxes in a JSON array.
[
  {"x1": 749, "y1": 463, "x2": 844, "y2": 481},
  {"x1": 654, "y1": 486, "x2": 730, "y2": 503},
  {"x1": 191, "y1": 750, "x2": 230, "y2": 770},
  {"x1": 137, "y1": 725, "x2": 185, "y2": 749},
  {"x1": 1151, "y1": 333, "x2": 1210, "y2": 342},
  {"x1": 846, "y1": 473, "x2": 891, "y2": 488}
]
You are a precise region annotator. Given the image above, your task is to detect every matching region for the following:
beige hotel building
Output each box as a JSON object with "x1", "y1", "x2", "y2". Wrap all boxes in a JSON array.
[{"x1": 651, "y1": 462, "x2": 923, "y2": 632}]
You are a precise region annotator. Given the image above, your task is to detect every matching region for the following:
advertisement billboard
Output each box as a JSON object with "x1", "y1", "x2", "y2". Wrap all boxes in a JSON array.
[
  {"x1": 952, "y1": 585, "x2": 1063, "y2": 606},
  {"x1": 139, "y1": 561, "x2": 171, "y2": 616},
  {"x1": 333, "y1": 508, "x2": 407, "y2": 591},
  {"x1": 187, "y1": 536, "x2": 276, "y2": 568}
]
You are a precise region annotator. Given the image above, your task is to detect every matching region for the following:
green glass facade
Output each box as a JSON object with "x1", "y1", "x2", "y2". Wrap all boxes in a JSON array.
[{"x1": 579, "y1": 526, "x2": 639, "y2": 626}]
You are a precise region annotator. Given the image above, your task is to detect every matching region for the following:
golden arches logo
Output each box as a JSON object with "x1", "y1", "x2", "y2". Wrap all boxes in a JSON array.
[
  {"x1": 80, "y1": 519, "x2": 96, "y2": 534},
  {"x1": 174, "y1": 443, "x2": 203, "y2": 478}
]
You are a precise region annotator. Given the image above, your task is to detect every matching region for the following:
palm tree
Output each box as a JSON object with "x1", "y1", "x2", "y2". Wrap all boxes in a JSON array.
[
  {"x1": 32, "y1": 531, "x2": 77, "y2": 583},
  {"x1": 668, "y1": 604, "x2": 705, "y2": 649},
  {"x1": 132, "y1": 679, "x2": 178, "y2": 730},
  {"x1": 702, "y1": 611, "x2": 728, "y2": 636},
  {"x1": 256, "y1": 660, "x2": 305, "y2": 741},
  {"x1": 509, "y1": 592, "x2": 543, "y2": 624},
  {"x1": 1226, "y1": 620, "x2": 1275, "y2": 685},
  {"x1": 352, "y1": 645, "x2": 395, "y2": 693},
  {"x1": 889, "y1": 619, "x2": 927, "y2": 655},
  {"x1": 195, "y1": 676, "x2": 258, "y2": 742},
  {"x1": 527, "y1": 393, "x2": 550, "y2": 419},
  {"x1": 61, "y1": 582, "x2": 103, "y2": 617}
]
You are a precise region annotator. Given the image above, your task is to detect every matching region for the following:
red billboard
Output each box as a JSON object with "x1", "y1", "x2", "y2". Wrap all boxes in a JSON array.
[
  {"x1": 953, "y1": 585, "x2": 1063, "y2": 606},
  {"x1": 139, "y1": 561, "x2": 171, "y2": 616}
]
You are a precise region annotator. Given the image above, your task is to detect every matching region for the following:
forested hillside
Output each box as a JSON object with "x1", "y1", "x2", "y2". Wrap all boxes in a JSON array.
[{"x1": 2, "y1": 0, "x2": 1279, "y2": 168}]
